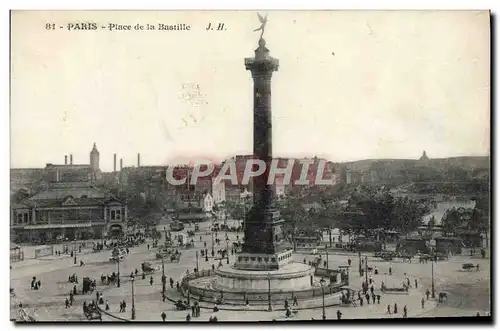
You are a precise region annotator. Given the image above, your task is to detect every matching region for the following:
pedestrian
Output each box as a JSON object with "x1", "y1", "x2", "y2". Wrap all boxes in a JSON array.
[
  {"x1": 387, "y1": 304, "x2": 391, "y2": 314},
  {"x1": 37, "y1": 280, "x2": 42, "y2": 289},
  {"x1": 377, "y1": 294, "x2": 381, "y2": 304},
  {"x1": 123, "y1": 300, "x2": 127, "y2": 312},
  {"x1": 337, "y1": 309, "x2": 342, "y2": 320},
  {"x1": 284, "y1": 298, "x2": 289, "y2": 309},
  {"x1": 191, "y1": 304, "x2": 195, "y2": 316},
  {"x1": 389, "y1": 266, "x2": 392, "y2": 275},
  {"x1": 403, "y1": 305, "x2": 407, "y2": 318},
  {"x1": 105, "y1": 300, "x2": 110, "y2": 311},
  {"x1": 359, "y1": 297, "x2": 364, "y2": 306},
  {"x1": 394, "y1": 303, "x2": 398, "y2": 314},
  {"x1": 170, "y1": 277, "x2": 174, "y2": 288},
  {"x1": 370, "y1": 286, "x2": 374, "y2": 295},
  {"x1": 348, "y1": 258, "x2": 351, "y2": 266},
  {"x1": 65, "y1": 298, "x2": 70, "y2": 308},
  {"x1": 421, "y1": 297, "x2": 425, "y2": 309},
  {"x1": 135, "y1": 268, "x2": 138, "y2": 276},
  {"x1": 415, "y1": 279, "x2": 418, "y2": 289},
  {"x1": 147, "y1": 244, "x2": 150, "y2": 251},
  {"x1": 150, "y1": 276, "x2": 154, "y2": 286},
  {"x1": 293, "y1": 295, "x2": 298, "y2": 306},
  {"x1": 161, "y1": 311, "x2": 167, "y2": 322},
  {"x1": 212, "y1": 264, "x2": 215, "y2": 271},
  {"x1": 426, "y1": 289, "x2": 430, "y2": 300},
  {"x1": 365, "y1": 293, "x2": 370, "y2": 304}
]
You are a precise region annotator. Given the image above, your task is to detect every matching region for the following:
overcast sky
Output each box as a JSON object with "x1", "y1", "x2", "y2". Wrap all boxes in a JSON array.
[{"x1": 11, "y1": 11, "x2": 490, "y2": 171}]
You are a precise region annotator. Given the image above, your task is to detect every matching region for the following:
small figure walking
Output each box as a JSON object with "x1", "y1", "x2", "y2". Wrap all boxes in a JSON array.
[
  {"x1": 161, "y1": 312, "x2": 166, "y2": 322},
  {"x1": 337, "y1": 309, "x2": 342, "y2": 320},
  {"x1": 387, "y1": 304, "x2": 392, "y2": 314},
  {"x1": 403, "y1": 305, "x2": 408, "y2": 318},
  {"x1": 421, "y1": 297, "x2": 425, "y2": 309},
  {"x1": 150, "y1": 276, "x2": 154, "y2": 286},
  {"x1": 394, "y1": 303, "x2": 398, "y2": 314}
]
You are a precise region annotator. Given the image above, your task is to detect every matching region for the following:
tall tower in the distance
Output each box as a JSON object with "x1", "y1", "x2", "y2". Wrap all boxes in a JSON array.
[{"x1": 90, "y1": 143, "x2": 100, "y2": 172}]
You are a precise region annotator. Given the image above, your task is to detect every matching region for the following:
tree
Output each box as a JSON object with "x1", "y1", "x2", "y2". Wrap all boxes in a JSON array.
[{"x1": 391, "y1": 197, "x2": 430, "y2": 238}]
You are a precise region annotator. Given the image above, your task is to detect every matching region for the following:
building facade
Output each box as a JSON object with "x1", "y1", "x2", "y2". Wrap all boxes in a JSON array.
[
  {"x1": 10, "y1": 143, "x2": 126, "y2": 244},
  {"x1": 11, "y1": 182, "x2": 127, "y2": 244}
]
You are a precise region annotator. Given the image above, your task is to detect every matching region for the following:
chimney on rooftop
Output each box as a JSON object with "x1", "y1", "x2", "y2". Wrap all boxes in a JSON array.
[
  {"x1": 64, "y1": 155, "x2": 67, "y2": 165},
  {"x1": 137, "y1": 153, "x2": 141, "y2": 167},
  {"x1": 114, "y1": 154, "x2": 117, "y2": 172},
  {"x1": 70, "y1": 154, "x2": 73, "y2": 165},
  {"x1": 120, "y1": 158, "x2": 123, "y2": 171}
]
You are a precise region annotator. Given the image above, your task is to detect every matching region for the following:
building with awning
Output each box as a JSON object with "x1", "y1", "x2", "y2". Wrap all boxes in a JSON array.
[{"x1": 11, "y1": 182, "x2": 127, "y2": 244}]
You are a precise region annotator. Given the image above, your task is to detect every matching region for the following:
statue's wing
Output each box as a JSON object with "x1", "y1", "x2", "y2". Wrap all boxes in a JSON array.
[{"x1": 257, "y1": 12, "x2": 266, "y2": 23}]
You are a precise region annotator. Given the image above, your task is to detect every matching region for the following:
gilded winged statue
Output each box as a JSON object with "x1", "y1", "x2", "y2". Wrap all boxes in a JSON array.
[{"x1": 253, "y1": 12, "x2": 268, "y2": 40}]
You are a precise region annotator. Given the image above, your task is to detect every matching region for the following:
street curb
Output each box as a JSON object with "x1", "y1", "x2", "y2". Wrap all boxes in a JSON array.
[
  {"x1": 164, "y1": 292, "x2": 342, "y2": 312},
  {"x1": 96, "y1": 306, "x2": 129, "y2": 322}
]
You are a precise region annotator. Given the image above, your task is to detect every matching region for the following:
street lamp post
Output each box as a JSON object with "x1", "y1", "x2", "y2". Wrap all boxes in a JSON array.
[
  {"x1": 365, "y1": 256, "x2": 368, "y2": 286},
  {"x1": 117, "y1": 257, "x2": 121, "y2": 288},
  {"x1": 431, "y1": 248, "x2": 436, "y2": 299},
  {"x1": 267, "y1": 273, "x2": 272, "y2": 311},
  {"x1": 73, "y1": 240, "x2": 77, "y2": 264},
  {"x1": 320, "y1": 278, "x2": 326, "y2": 320},
  {"x1": 131, "y1": 275, "x2": 136, "y2": 320},
  {"x1": 226, "y1": 239, "x2": 230, "y2": 264},
  {"x1": 325, "y1": 244, "x2": 329, "y2": 269},
  {"x1": 358, "y1": 251, "x2": 362, "y2": 276},
  {"x1": 211, "y1": 231, "x2": 215, "y2": 257},
  {"x1": 162, "y1": 258, "x2": 166, "y2": 302}
]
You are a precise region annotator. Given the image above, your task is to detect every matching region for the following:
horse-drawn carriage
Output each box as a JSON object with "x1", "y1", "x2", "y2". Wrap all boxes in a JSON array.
[
  {"x1": 462, "y1": 263, "x2": 477, "y2": 271},
  {"x1": 175, "y1": 299, "x2": 189, "y2": 310},
  {"x1": 82, "y1": 277, "x2": 96, "y2": 294},
  {"x1": 156, "y1": 248, "x2": 182, "y2": 263},
  {"x1": 83, "y1": 304, "x2": 102, "y2": 321},
  {"x1": 141, "y1": 261, "x2": 156, "y2": 275}
]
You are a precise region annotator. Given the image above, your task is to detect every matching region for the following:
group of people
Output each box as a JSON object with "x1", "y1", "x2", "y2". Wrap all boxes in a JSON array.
[{"x1": 30, "y1": 277, "x2": 41, "y2": 290}]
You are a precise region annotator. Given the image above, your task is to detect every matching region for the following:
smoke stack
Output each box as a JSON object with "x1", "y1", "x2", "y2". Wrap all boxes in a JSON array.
[
  {"x1": 137, "y1": 153, "x2": 141, "y2": 167},
  {"x1": 64, "y1": 155, "x2": 67, "y2": 165},
  {"x1": 70, "y1": 154, "x2": 73, "y2": 165},
  {"x1": 120, "y1": 158, "x2": 123, "y2": 171},
  {"x1": 113, "y1": 154, "x2": 117, "y2": 172}
]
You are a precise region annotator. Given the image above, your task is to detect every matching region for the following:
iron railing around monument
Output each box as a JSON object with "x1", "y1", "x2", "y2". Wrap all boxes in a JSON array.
[{"x1": 180, "y1": 269, "x2": 348, "y2": 304}]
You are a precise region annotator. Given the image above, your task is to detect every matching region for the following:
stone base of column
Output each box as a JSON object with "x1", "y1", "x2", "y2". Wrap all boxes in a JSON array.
[{"x1": 233, "y1": 250, "x2": 294, "y2": 271}]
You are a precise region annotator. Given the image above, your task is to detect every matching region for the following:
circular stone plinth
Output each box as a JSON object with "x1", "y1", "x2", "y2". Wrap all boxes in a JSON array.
[{"x1": 214, "y1": 262, "x2": 315, "y2": 292}]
